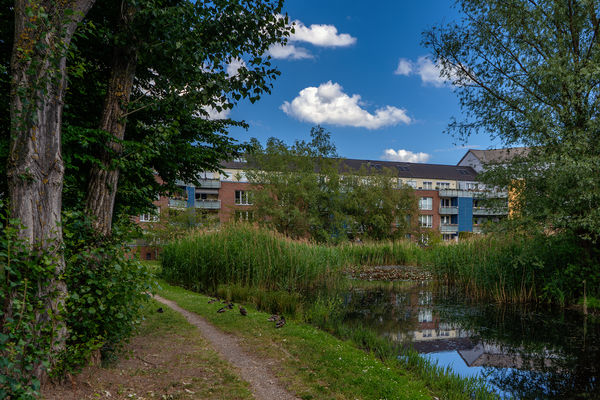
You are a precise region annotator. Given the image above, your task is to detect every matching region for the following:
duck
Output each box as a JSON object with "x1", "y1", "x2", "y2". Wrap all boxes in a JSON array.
[
  {"x1": 267, "y1": 314, "x2": 279, "y2": 322},
  {"x1": 239, "y1": 306, "x2": 247, "y2": 316},
  {"x1": 217, "y1": 307, "x2": 227, "y2": 313},
  {"x1": 208, "y1": 298, "x2": 217, "y2": 304},
  {"x1": 275, "y1": 316, "x2": 286, "y2": 328},
  {"x1": 157, "y1": 307, "x2": 164, "y2": 313},
  {"x1": 227, "y1": 302, "x2": 234, "y2": 310}
]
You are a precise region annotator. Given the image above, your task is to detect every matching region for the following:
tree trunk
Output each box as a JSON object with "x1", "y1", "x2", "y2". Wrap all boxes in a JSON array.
[
  {"x1": 85, "y1": 6, "x2": 137, "y2": 237},
  {"x1": 8, "y1": 0, "x2": 95, "y2": 382}
]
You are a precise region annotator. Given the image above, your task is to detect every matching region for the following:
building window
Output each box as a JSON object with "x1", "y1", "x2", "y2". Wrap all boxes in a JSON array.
[
  {"x1": 140, "y1": 207, "x2": 160, "y2": 222},
  {"x1": 419, "y1": 214, "x2": 433, "y2": 228},
  {"x1": 235, "y1": 190, "x2": 253, "y2": 205},
  {"x1": 440, "y1": 198, "x2": 451, "y2": 207},
  {"x1": 418, "y1": 309, "x2": 433, "y2": 323},
  {"x1": 466, "y1": 182, "x2": 477, "y2": 190},
  {"x1": 235, "y1": 210, "x2": 254, "y2": 221},
  {"x1": 419, "y1": 197, "x2": 433, "y2": 210},
  {"x1": 406, "y1": 180, "x2": 417, "y2": 188},
  {"x1": 436, "y1": 182, "x2": 450, "y2": 189},
  {"x1": 422, "y1": 181, "x2": 433, "y2": 190},
  {"x1": 441, "y1": 215, "x2": 451, "y2": 225}
]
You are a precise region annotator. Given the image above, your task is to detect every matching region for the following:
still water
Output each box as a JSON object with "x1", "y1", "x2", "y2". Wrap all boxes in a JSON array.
[{"x1": 342, "y1": 281, "x2": 599, "y2": 399}]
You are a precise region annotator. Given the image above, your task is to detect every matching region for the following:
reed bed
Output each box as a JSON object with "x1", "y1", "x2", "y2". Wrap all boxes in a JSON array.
[
  {"x1": 161, "y1": 224, "x2": 424, "y2": 294},
  {"x1": 161, "y1": 224, "x2": 347, "y2": 293},
  {"x1": 162, "y1": 224, "x2": 593, "y2": 305},
  {"x1": 424, "y1": 233, "x2": 586, "y2": 303},
  {"x1": 337, "y1": 239, "x2": 423, "y2": 266}
]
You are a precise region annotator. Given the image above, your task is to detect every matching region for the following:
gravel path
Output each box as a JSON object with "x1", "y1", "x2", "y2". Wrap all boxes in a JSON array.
[{"x1": 154, "y1": 295, "x2": 300, "y2": 400}]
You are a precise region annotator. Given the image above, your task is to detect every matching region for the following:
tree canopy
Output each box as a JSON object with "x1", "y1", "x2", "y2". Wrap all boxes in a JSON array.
[
  {"x1": 246, "y1": 127, "x2": 417, "y2": 243},
  {"x1": 424, "y1": 0, "x2": 600, "y2": 243},
  {"x1": 1, "y1": 0, "x2": 292, "y2": 220}
]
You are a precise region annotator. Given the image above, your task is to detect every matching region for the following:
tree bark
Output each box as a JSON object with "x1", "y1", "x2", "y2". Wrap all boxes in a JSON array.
[
  {"x1": 8, "y1": 0, "x2": 95, "y2": 382},
  {"x1": 85, "y1": 5, "x2": 137, "y2": 237}
]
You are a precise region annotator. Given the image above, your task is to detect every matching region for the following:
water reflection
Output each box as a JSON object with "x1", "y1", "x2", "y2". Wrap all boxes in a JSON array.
[{"x1": 341, "y1": 281, "x2": 600, "y2": 399}]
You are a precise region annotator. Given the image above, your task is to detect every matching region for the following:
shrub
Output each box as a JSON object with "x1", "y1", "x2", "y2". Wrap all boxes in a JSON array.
[
  {"x1": 1, "y1": 210, "x2": 153, "y2": 398},
  {"x1": 56, "y1": 212, "x2": 154, "y2": 376},
  {"x1": 0, "y1": 220, "x2": 56, "y2": 399}
]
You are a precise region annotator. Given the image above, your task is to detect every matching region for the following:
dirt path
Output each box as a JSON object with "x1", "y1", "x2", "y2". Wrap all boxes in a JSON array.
[{"x1": 154, "y1": 295, "x2": 300, "y2": 400}]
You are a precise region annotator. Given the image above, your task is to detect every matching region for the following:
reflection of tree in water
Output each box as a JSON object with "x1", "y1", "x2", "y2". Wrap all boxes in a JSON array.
[
  {"x1": 435, "y1": 295, "x2": 600, "y2": 399},
  {"x1": 341, "y1": 283, "x2": 426, "y2": 337}
]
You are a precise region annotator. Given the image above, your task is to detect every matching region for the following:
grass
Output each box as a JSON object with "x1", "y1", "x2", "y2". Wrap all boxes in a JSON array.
[{"x1": 156, "y1": 279, "x2": 497, "y2": 400}]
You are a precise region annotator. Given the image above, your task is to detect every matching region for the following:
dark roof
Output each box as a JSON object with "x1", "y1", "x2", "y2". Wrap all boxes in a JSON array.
[
  {"x1": 222, "y1": 158, "x2": 478, "y2": 181},
  {"x1": 338, "y1": 159, "x2": 478, "y2": 181},
  {"x1": 458, "y1": 147, "x2": 530, "y2": 166}
]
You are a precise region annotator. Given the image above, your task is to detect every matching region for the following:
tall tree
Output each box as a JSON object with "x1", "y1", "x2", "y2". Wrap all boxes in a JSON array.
[
  {"x1": 8, "y1": 0, "x2": 95, "y2": 380},
  {"x1": 424, "y1": 0, "x2": 600, "y2": 244},
  {"x1": 74, "y1": 0, "x2": 291, "y2": 236},
  {"x1": 247, "y1": 127, "x2": 417, "y2": 242}
]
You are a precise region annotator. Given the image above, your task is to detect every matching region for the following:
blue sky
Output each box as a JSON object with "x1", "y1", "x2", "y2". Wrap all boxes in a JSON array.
[{"x1": 226, "y1": 0, "x2": 501, "y2": 165}]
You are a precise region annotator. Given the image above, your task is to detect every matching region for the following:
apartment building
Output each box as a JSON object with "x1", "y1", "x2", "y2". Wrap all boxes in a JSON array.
[
  {"x1": 137, "y1": 153, "x2": 508, "y2": 242},
  {"x1": 132, "y1": 150, "x2": 517, "y2": 258}
]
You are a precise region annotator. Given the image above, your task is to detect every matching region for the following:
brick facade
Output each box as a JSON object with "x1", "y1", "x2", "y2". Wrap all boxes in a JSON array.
[{"x1": 219, "y1": 181, "x2": 255, "y2": 223}]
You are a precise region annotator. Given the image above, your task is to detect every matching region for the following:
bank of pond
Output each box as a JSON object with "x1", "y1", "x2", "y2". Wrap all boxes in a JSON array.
[{"x1": 161, "y1": 225, "x2": 600, "y2": 399}]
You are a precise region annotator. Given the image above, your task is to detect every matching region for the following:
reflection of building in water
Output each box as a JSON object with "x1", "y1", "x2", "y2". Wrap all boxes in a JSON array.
[
  {"x1": 384, "y1": 319, "x2": 469, "y2": 344},
  {"x1": 458, "y1": 343, "x2": 559, "y2": 370}
]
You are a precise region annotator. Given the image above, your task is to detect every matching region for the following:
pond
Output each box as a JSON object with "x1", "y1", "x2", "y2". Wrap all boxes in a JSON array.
[{"x1": 341, "y1": 281, "x2": 600, "y2": 399}]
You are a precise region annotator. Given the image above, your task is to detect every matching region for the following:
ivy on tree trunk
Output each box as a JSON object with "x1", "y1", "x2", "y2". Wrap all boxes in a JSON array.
[{"x1": 8, "y1": 0, "x2": 95, "y2": 382}]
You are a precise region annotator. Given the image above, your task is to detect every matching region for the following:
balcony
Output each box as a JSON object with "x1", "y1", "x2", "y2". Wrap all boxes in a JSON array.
[
  {"x1": 439, "y1": 206, "x2": 458, "y2": 215},
  {"x1": 195, "y1": 199, "x2": 221, "y2": 209},
  {"x1": 439, "y1": 189, "x2": 470, "y2": 198},
  {"x1": 473, "y1": 225, "x2": 484, "y2": 234},
  {"x1": 197, "y1": 179, "x2": 221, "y2": 189},
  {"x1": 440, "y1": 224, "x2": 458, "y2": 233},
  {"x1": 168, "y1": 199, "x2": 187, "y2": 208},
  {"x1": 472, "y1": 207, "x2": 508, "y2": 216}
]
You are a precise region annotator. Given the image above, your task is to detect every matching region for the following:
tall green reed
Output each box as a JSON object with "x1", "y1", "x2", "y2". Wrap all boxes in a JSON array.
[{"x1": 424, "y1": 233, "x2": 587, "y2": 303}]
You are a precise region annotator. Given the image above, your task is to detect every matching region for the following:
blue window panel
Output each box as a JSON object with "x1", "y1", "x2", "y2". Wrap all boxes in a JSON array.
[
  {"x1": 451, "y1": 197, "x2": 458, "y2": 207},
  {"x1": 186, "y1": 186, "x2": 195, "y2": 208},
  {"x1": 458, "y1": 197, "x2": 473, "y2": 232}
]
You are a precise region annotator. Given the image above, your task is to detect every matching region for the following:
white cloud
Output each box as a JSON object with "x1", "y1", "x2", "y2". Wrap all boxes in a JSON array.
[
  {"x1": 267, "y1": 16, "x2": 356, "y2": 60},
  {"x1": 267, "y1": 43, "x2": 313, "y2": 60},
  {"x1": 394, "y1": 56, "x2": 462, "y2": 87},
  {"x1": 381, "y1": 149, "x2": 431, "y2": 163},
  {"x1": 202, "y1": 105, "x2": 230, "y2": 120},
  {"x1": 290, "y1": 19, "x2": 356, "y2": 47},
  {"x1": 394, "y1": 58, "x2": 413, "y2": 76},
  {"x1": 281, "y1": 81, "x2": 411, "y2": 129},
  {"x1": 227, "y1": 58, "x2": 246, "y2": 77}
]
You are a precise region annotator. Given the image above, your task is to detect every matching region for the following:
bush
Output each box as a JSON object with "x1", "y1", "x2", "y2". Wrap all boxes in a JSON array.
[
  {"x1": 0, "y1": 220, "x2": 56, "y2": 399},
  {"x1": 56, "y1": 212, "x2": 154, "y2": 376},
  {"x1": 1, "y1": 210, "x2": 153, "y2": 398}
]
